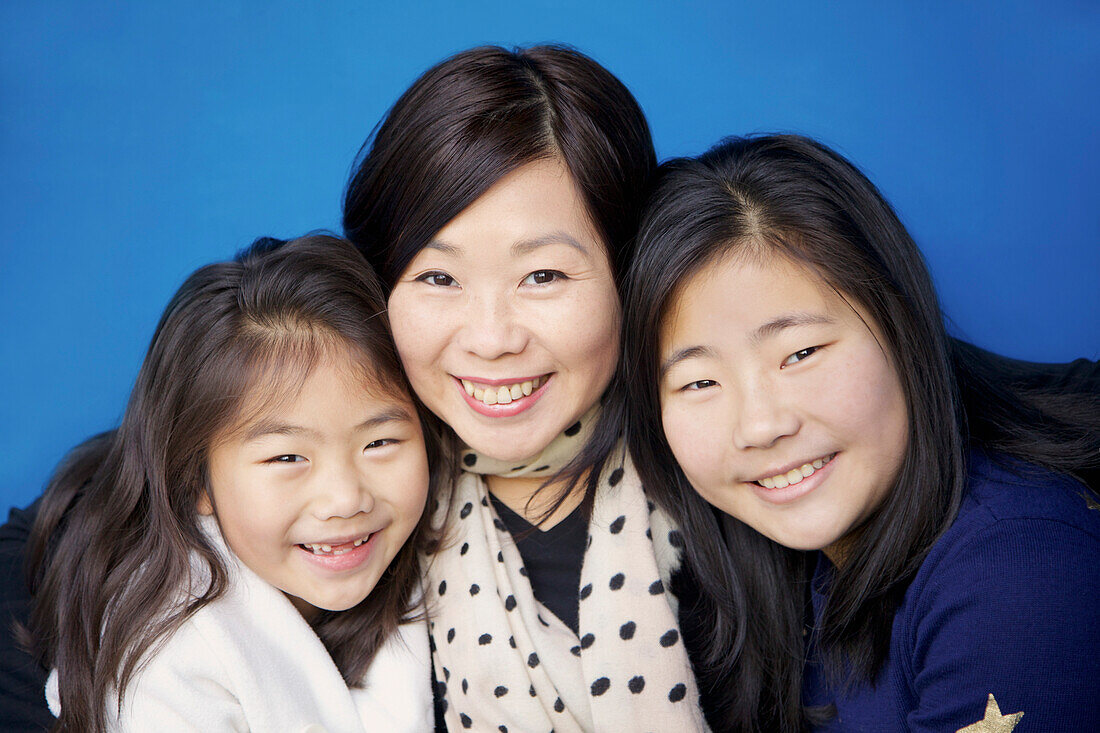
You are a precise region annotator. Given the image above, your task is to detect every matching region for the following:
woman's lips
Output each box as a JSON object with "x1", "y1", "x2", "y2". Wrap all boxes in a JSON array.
[{"x1": 454, "y1": 374, "x2": 551, "y2": 417}]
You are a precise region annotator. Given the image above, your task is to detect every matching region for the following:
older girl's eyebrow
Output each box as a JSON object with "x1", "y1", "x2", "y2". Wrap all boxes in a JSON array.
[
  {"x1": 660, "y1": 345, "x2": 717, "y2": 378},
  {"x1": 750, "y1": 312, "x2": 835, "y2": 346}
]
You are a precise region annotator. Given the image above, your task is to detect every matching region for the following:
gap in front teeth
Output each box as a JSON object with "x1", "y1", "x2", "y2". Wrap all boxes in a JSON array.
[
  {"x1": 757, "y1": 453, "x2": 836, "y2": 489},
  {"x1": 462, "y1": 375, "x2": 546, "y2": 406},
  {"x1": 302, "y1": 536, "x2": 369, "y2": 555}
]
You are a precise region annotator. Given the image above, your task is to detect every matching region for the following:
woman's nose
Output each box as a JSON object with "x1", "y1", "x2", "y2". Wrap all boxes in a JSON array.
[{"x1": 454, "y1": 291, "x2": 529, "y2": 359}]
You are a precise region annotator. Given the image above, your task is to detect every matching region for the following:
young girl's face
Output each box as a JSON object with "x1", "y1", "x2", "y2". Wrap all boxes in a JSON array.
[
  {"x1": 658, "y1": 253, "x2": 909, "y2": 562},
  {"x1": 200, "y1": 347, "x2": 429, "y2": 619}
]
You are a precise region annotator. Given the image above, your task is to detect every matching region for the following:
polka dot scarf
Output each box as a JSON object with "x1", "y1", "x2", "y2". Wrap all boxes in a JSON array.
[{"x1": 422, "y1": 408, "x2": 710, "y2": 732}]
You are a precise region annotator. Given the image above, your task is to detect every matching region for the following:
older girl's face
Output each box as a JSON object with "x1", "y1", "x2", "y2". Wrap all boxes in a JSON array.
[
  {"x1": 387, "y1": 158, "x2": 620, "y2": 463},
  {"x1": 658, "y1": 254, "x2": 908, "y2": 561}
]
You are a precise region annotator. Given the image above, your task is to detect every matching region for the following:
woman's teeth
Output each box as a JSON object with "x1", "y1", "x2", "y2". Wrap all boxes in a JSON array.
[
  {"x1": 461, "y1": 376, "x2": 547, "y2": 406},
  {"x1": 301, "y1": 536, "x2": 370, "y2": 555},
  {"x1": 757, "y1": 453, "x2": 836, "y2": 489}
]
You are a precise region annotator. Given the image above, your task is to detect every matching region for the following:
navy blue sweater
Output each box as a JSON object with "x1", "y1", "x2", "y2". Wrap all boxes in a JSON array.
[{"x1": 804, "y1": 452, "x2": 1100, "y2": 732}]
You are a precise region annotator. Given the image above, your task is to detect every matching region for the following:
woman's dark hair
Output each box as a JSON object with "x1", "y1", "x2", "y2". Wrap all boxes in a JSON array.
[
  {"x1": 343, "y1": 44, "x2": 655, "y2": 291},
  {"x1": 621, "y1": 134, "x2": 1100, "y2": 730},
  {"x1": 342, "y1": 44, "x2": 657, "y2": 514},
  {"x1": 26, "y1": 234, "x2": 442, "y2": 732}
]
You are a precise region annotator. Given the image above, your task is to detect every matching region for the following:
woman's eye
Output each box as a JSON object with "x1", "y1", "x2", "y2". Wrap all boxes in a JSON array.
[
  {"x1": 364, "y1": 439, "x2": 398, "y2": 450},
  {"x1": 522, "y1": 270, "x2": 565, "y2": 286},
  {"x1": 267, "y1": 454, "x2": 306, "y2": 464},
  {"x1": 416, "y1": 271, "x2": 456, "y2": 287},
  {"x1": 682, "y1": 379, "x2": 718, "y2": 391},
  {"x1": 782, "y1": 346, "x2": 820, "y2": 367}
]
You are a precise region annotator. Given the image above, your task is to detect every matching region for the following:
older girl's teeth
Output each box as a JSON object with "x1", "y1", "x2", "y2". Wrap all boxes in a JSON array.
[
  {"x1": 353, "y1": 538, "x2": 364, "y2": 547},
  {"x1": 757, "y1": 454, "x2": 835, "y2": 489}
]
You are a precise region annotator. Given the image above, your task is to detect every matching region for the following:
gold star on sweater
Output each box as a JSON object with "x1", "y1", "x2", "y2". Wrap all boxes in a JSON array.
[{"x1": 957, "y1": 694, "x2": 1024, "y2": 732}]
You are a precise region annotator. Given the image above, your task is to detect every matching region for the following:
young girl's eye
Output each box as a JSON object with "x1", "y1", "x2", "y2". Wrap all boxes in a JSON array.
[
  {"x1": 682, "y1": 379, "x2": 718, "y2": 391},
  {"x1": 415, "y1": 271, "x2": 456, "y2": 287},
  {"x1": 267, "y1": 454, "x2": 306, "y2": 464},
  {"x1": 364, "y1": 439, "x2": 398, "y2": 450},
  {"x1": 782, "y1": 346, "x2": 820, "y2": 367},
  {"x1": 522, "y1": 270, "x2": 565, "y2": 286}
]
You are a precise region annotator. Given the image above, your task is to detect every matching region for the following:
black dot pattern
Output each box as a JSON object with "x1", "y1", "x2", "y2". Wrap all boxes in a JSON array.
[
  {"x1": 591, "y1": 677, "x2": 611, "y2": 696},
  {"x1": 427, "y1": 420, "x2": 702, "y2": 731}
]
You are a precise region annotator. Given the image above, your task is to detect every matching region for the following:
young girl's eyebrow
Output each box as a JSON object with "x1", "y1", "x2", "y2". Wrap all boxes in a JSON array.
[{"x1": 242, "y1": 407, "x2": 413, "y2": 442}]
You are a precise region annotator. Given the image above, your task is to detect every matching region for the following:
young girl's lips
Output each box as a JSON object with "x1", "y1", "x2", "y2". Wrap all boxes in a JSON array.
[
  {"x1": 297, "y1": 531, "x2": 379, "y2": 573},
  {"x1": 746, "y1": 453, "x2": 838, "y2": 506},
  {"x1": 454, "y1": 374, "x2": 551, "y2": 417}
]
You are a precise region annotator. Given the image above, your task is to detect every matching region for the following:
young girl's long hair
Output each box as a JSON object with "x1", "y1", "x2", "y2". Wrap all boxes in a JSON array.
[
  {"x1": 26, "y1": 234, "x2": 442, "y2": 732},
  {"x1": 621, "y1": 134, "x2": 1100, "y2": 731}
]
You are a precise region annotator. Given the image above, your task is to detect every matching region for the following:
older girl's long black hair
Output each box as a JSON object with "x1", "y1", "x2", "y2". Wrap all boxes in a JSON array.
[
  {"x1": 621, "y1": 134, "x2": 1099, "y2": 731},
  {"x1": 26, "y1": 234, "x2": 443, "y2": 732}
]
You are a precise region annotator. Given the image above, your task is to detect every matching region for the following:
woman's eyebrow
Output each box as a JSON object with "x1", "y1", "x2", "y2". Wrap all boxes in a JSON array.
[
  {"x1": 511, "y1": 232, "x2": 589, "y2": 257},
  {"x1": 750, "y1": 312, "x2": 835, "y2": 346},
  {"x1": 660, "y1": 345, "x2": 716, "y2": 378}
]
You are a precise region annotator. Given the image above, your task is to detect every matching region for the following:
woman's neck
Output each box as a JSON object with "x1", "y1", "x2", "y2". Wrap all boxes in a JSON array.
[{"x1": 486, "y1": 472, "x2": 587, "y2": 529}]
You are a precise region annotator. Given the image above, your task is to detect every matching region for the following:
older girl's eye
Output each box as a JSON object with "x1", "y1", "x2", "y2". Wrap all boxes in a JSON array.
[
  {"x1": 267, "y1": 454, "x2": 306, "y2": 464},
  {"x1": 782, "y1": 346, "x2": 820, "y2": 367},
  {"x1": 522, "y1": 270, "x2": 565, "y2": 286},
  {"x1": 416, "y1": 271, "x2": 456, "y2": 287},
  {"x1": 682, "y1": 379, "x2": 718, "y2": 391}
]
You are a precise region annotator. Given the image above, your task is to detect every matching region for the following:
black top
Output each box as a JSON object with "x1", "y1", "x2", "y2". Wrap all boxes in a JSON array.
[
  {"x1": 0, "y1": 500, "x2": 51, "y2": 732},
  {"x1": 488, "y1": 491, "x2": 589, "y2": 636}
]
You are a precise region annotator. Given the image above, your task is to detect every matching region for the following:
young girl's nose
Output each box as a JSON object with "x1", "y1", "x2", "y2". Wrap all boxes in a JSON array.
[
  {"x1": 730, "y1": 382, "x2": 800, "y2": 450},
  {"x1": 454, "y1": 291, "x2": 529, "y2": 359},
  {"x1": 312, "y1": 463, "x2": 375, "y2": 520}
]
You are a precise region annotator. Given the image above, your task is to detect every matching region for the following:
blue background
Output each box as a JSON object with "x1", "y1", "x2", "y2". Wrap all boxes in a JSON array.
[{"x1": 2, "y1": 1, "x2": 1097, "y2": 511}]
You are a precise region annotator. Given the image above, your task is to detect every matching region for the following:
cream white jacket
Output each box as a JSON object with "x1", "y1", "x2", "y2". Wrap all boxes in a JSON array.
[{"x1": 47, "y1": 520, "x2": 433, "y2": 732}]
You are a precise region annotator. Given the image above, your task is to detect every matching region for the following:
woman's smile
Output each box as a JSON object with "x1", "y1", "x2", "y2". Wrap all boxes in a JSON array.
[{"x1": 387, "y1": 158, "x2": 620, "y2": 463}]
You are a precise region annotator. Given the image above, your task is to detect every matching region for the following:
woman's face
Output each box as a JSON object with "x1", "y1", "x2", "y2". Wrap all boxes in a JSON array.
[
  {"x1": 387, "y1": 158, "x2": 621, "y2": 463},
  {"x1": 658, "y1": 253, "x2": 908, "y2": 561}
]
